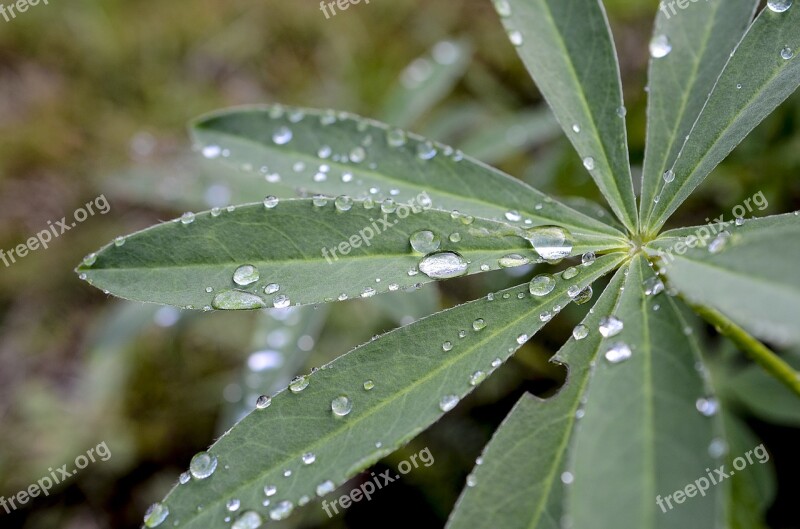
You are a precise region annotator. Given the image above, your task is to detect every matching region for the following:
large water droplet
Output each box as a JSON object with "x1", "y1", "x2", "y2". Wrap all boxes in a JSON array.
[
  {"x1": 768, "y1": 0, "x2": 793, "y2": 13},
  {"x1": 331, "y1": 395, "x2": 353, "y2": 416},
  {"x1": 410, "y1": 230, "x2": 441, "y2": 253},
  {"x1": 144, "y1": 503, "x2": 169, "y2": 527},
  {"x1": 189, "y1": 452, "x2": 218, "y2": 480},
  {"x1": 212, "y1": 291, "x2": 266, "y2": 310},
  {"x1": 419, "y1": 251, "x2": 468, "y2": 279},
  {"x1": 650, "y1": 35, "x2": 672, "y2": 58},
  {"x1": 233, "y1": 265, "x2": 260, "y2": 286},
  {"x1": 525, "y1": 226, "x2": 574, "y2": 260},
  {"x1": 599, "y1": 316, "x2": 624, "y2": 337},
  {"x1": 439, "y1": 394, "x2": 460, "y2": 412},
  {"x1": 232, "y1": 511, "x2": 263, "y2": 529},
  {"x1": 529, "y1": 274, "x2": 556, "y2": 296},
  {"x1": 604, "y1": 342, "x2": 632, "y2": 364}
]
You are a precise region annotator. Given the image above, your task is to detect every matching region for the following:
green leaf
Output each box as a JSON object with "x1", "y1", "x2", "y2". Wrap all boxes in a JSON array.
[
  {"x1": 497, "y1": 0, "x2": 638, "y2": 233},
  {"x1": 446, "y1": 265, "x2": 628, "y2": 529},
  {"x1": 380, "y1": 39, "x2": 472, "y2": 129},
  {"x1": 647, "y1": 213, "x2": 800, "y2": 346},
  {"x1": 151, "y1": 253, "x2": 626, "y2": 529},
  {"x1": 644, "y1": 6, "x2": 800, "y2": 234},
  {"x1": 190, "y1": 105, "x2": 626, "y2": 248},
  {"x1": 567, "y1": 255, "x2": 722, "y2": 529},
  {"x1": 639, "y1": 0, "x2": 757, "y2": 223},
  {"x1": 77, "y1": 199, "x2": 624, "y2": 309}
]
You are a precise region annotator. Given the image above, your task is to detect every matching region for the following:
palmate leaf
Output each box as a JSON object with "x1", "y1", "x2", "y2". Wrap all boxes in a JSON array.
[
  {"x1": 643, "y1": 5, "x2": 800, "y2": 234},
  {"x1": 76, "y1": 199, "x2": 624, "y2": 309},
  {"x1": 446, "y1": 265, "x2": 628, "y2": 529},
  {"x1": 496, "y1": 0, "x2": 638, "y2": 233},
  {"x1": 190, "y1": 106, "x2": 626, "y2": 248},
  {"x1": 567, "y1": 256, "x2": 722, "y2": 529},
  {"x1": 149, "y1": 253, "x2": 626, "y2": 529},
  {"x1": 646, "y1": 213, "x2": 800, "y2": 346},
  {"x1": 639, "y1": 0, "x2": 758, "y2": 218}
]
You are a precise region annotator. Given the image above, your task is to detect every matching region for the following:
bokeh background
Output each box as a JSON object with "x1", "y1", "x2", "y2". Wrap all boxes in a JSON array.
[{"x1": 1, "y1": 1, "x2": 799, "y2": 528}]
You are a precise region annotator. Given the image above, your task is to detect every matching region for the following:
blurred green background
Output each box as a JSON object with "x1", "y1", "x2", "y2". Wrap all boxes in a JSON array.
[{"x1": 1, "y1": 1, "x2": 798, "y2": 528}]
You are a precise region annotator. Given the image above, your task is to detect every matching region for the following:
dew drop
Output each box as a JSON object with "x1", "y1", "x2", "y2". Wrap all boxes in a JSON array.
[
  {"x1": 525, "y1": 226, "x2": 574, "y2": 260},
  {"x1": 410, "y1": 230, "x2": 441, "y2": 253},
  {"x1": 349, "y1": 146, "x2": 366, "y2": 163},
  {"x1": 469, "y1": 371, "x2": 487, "y2": 386},
  {"x1": 264, "y1": 283, "x2": 280, "y2": 295},
  {"x1": 273, "y1": 294, "x2": 291, "y2": 309},
  {"x1": 561, "y1": 472, "x2": 575, "y2": 485},
  {"x1": 442, "y1": 341, "x2": 453, "y2": 352},
  {"x1": 663, "y1": 169, "x2": 675, "y2": 183},
  {"x1": 735, "y1": 217, "x2": 745, "y2": 227},
  {"x1": 708, "y1": 231, "x2": 730, "y2": 254},
  {"x1": 264, "y1": 485, "x2": 277, "y2": 497},
  {"x1": 472, "y1": 318, "x2": 487, "y2": 331},
  {"x1": 201, "y1": 145, "x2": 222, "y2": 159},
  {"x1": 233, "y1": 265, "x2": 260, "y2": 286},
  {"x1": 572, "y1": 286, "x2": 593, "y2": 305},
  {"x1": 289, "y1": 375, "x2": 309, "y2": 393},
  {"x1": 572, "y1": 324, "x2": 589, "y2": 340},
  {"x1": 650, "y1": 35, "x2": 672, "y2": 58},
  {"x1": 363, "y1": 380, "x2": 375, "y2": 391},
  {"x1": 387, "y1": 129, "x2": 407, "y2": 147},
  {"x1": 449, "y1": 232, "x2": 462, "y2": 243},
  {"x1": 696, "y1": 397, "x2": 719, "y2": 417},
  {"x1": 256, "y1": 395, "x2": 272, "y2": 409},
  {"x1": 416, "y1": 141, "x2": 438, "y2": 160},
  {"x1": 180, "y1": 212, "x2": 195, "y2": 225},
  {"x1": 781, "y1": 46, "x2": 794, "y2": 60},
  {"x1": 604, "y1": 342, "x2": 632, "y2": 364},
  {"x1": 582, "y1": 157, "x2": 595, "y2": 171},
  {"x1": 179, "y1": 472, "x2": 191, "y2": 485},
  {"x1": 562, "y1": 267, "x2": 579, "y2": 280},
  {"x1": 572, "y1": 123, "x2": 581, "y2": 133},
  {"x1": 439, "y1": 394, "x2": 460, "y2": 412},
  {"x1": 189, "y1": 452, "x2": 218, "y2": 480},
  {"x1": 270, "y1": 500, "x2": 294, "y2": 521},
  {"x1": 272, "y1": 127, "x2": 293, "y2": 145},
  {"x1": 508, "y1": 30, "x2": 524, "y2": 47},
  {"x1": 599, "y1": 316, "x2": 624, "y2": 337},
  {"x1": 226, "y1": 499, "x2": 241, "y2": 512},
  {"x1": 643, "y1": 277, "x2": 665, "y2": 296},
  {"x1": 419, "y1": 251, "x2": 469, "y2": 279},
  {"x1": 708, "y1": 438, "x2": 728, "y2": 458},
  {"x1": 768, "y1": 0, "x2": 793, "y2": 12},
  {"x1": 263, "y1": 196, "x2": 279, "y2": 209},
  {"x1": 316, "y1": 480, "x2": 335, "y2": 497},
  {"x1": 144, "y1": 503, "x2": 169, "y2": 527},
  {"x1": 302, "y1": 452, "x2": 317, "y2": 465},
  {"x1": 529, "y1": 274, "x2": 556, "y2": 296},
  {"x1": 212, "y1": 291, "x2": 266, "y2": 310},
  {"x1": 232, "y1": 511, "x2": 263, "y2": 529},
  {"x1": 516, "y1": 334, "x2": 529, "y2": 345},
  {"x1": 499, "y1": 254, "x2": 530, "y2": 268},
  {"x1": 495, "y1": 0, "x2": 512, "y2": 17},
  {"x1": 312, "y1": 195, "x2": 329, "y2": 207},
  {"x1": 505, "y1": 210, "x2": 522, "y2": 222},
  {"x1": 582, "y1": 252, "x2": 596, "y2": 266},
  {"x1": 331, "y1": 395, "x2": 353, "y2": 416}
]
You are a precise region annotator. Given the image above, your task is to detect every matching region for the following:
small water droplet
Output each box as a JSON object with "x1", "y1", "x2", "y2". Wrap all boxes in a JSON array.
[
  {"x1": 202, "y1": 145, "x2": 222, "y2": 159},
  {"x1": 410, "y1": 230, "x2": 441, "y2": 253},
  {"x1": 301, "y1": 452, "x2": 317, "y2": 465},
  {"x1": 180, "y1": 212, "x2": 195, "y2": 225},
  {"x1": 264, "y1": 283, "x2": 280, "y2": 295},
  {"x1": 582, "y1": 157, "x2": 595, "y2": 170},
  {"x1": 516, "y1": 334, "x2": 529, "y2": 345},
  {"x1": 499, "y1": 254, "x2": 530, "y2": 268},
  {"x1": 696, "y1": 397, "x2": 719, "y2": 417},
  {"x1": 212, "y1": 290, "x2": 266, "y2": 310},
  {"x1": 263, "y1": 196, "x2": 279, "y2": 209},
  {"x1": 708, "y1": 438, "x2": 728, "y2": 458},
  {"x1": 643, "y1": 277, "x2": 665, "y2": 296},
  {"x1": 561, "y1": 472, "x2": 574, "y2": 485},
  {"x1": 525, "y1": 226, "x2": 574, "y2": 260},
  {"x1": 189, "y1": 451, "x2": 218, "y2": 480},
  {"x1": 350, "y1": 146, "x2": 366, "y2": 163},
  {"x1": 256, "y1": 395, "x2": 272, "y2": 409},
  {"x1": 505, "y1": 210, "x2": 522, "y2": 222},
  {"x1": 289, "y1": 375, "x2": 309, "y2": 393},
  {"x1": 387, "y1": 129, "x2": 407, "y2": 147},
  {"x1": 331, "y1": 395, "x2": 353, "y2": 416},
  {"x1": 416, "y1": 141, "x2": 438, "y2": 160},
  {"x1": 316, "y1": 480, "x2": 335, "y2": 497},
  {"x1": 491, "y1": 358, "x2": 502, "y2": 368},
  {"x1": 442, "y1": 341, "x2": 453, "y2": 352},
  {"x1": 650, "y1": 35, "x2": 672, "y2": 58},
  {"x1": 508, "y1": 30, "x2": 524, "y2": 47},
  {"x1": 616, "y1": 106, "x2": 627, "y2": 118},
  {"x1": 599, "y1": 316, "x2": 624, "y2": 337},
  {"x1": 363, "y1": 380, "x2": 375, "y2": 390},
  {"x1": 232, "y1": 511, "x2": 263, "y2": 529},
  {"x1": 439, "y1": 394, "x2": 460, "y2": 412},
  {"x1": 272, "y1": 127, "x2": 293, "y2": 145},
  {"x1": 663, "y1": 169, "x2": 676, "y2": 183},
  {"x1": 264, "y1": 485, "x2": 277, "y2": 497},
  {"x1": 226, "y1": 499, "x2": 241, "y2": 512},
  {"x1": 562, "y1": 267, "x2": 579, "y2": 280},
  {"x1": 572, "y1": 123, "x2": 581, "y2": 133},
  {"x1": 419, "y1": 251, "x2": 469, "y2": 279},
  {"x1": 469, "y1": 371, "x2": 487, "y2": 386},
  {"x1": 233, "y1": 265, "x2": 260, "y2": 286},
  {"x1": 495, "y1": 0, "x2": 512, "y2": 17},
  {"x1": 582, "y1": 252, "x2": 596, "y2": 266},
  {"x1": 144, "y1": 503, "x2": 169, "y2": 527},
  {"x1": 335, "y1": 195, "x2": 354, "y2": 212},
  {"x1": 604, "y1": 342, "x2": 632, "y2": 364},
  {"x1": 572, "y1": 286, "x2": 593, "y2": 305},
  {"x1": 735, "y1": 217, "x2": 745, "y2": 227},
  {"x1": 708, "y1": 231, "x2": 731, "y2": 254},
  {"x1": 573, "y1": 324, "x2": 589, "y2": 340},
  {"x1": 312, "y1": 195, "x2": 329, "y2": 207},
  {"x1": 529, "y1": 274, "x2": 556, "y2": 296},
  {"x1": 472, "y1": 318, "x2": 487, "y2": 331},
  {"x1": 273, "y1": 294, "x2": 291, "y2": 308},
  {"x1": 781, "y1": 46, "x2": 794, "y2": 60}
]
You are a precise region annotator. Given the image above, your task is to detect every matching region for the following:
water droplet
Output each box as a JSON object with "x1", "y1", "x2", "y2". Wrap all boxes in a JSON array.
[
  {"x1": 696, "y1": 397, "x2": 719, "y2": 417},
  {"x1": 582, "y1": 157, "x2": 595, "y2": 170},
  {"x1": 272, "y1": 127, "x2": 293, "y2": 145},
  {"x1": 83, "y1": 253, "x2": 97, "y2": 267},
  {"x1": 582, "y1": 252, "x2": 596, "y2": 266},
  {"x1": 442, "y1": 341, "x2": 453, "y2": 352},
  {"x1": 449, "y1": 232, "x2": 462, "y2": 243},
  {"x1": 466, "y1": 474, "x2": 477, "y2": 487},
  {"x1": 114, "y1": 236, "x2": 126, "y2": 247},
  {"x1": 212, "y1": 290, "x2": 266, "y2": 310},
  {"x1": 525, "y1": 226, "x2": 574, "y2": 260},
  {"x1": 572, "y1": 123, "x2": 581, "y2": 133},
  {"x1": 334, "y1": 195, "x2": 354, "y2": 212},
  {"x1": 439, "y1": 394, "x2": 460, "y2": 412},
  {"x1": 505, "y1": 210, "x2": 522, "y2": 222},
  {"x1": 604, "y1": 342, "x2": 632, "y2": 364},
  {"x1": 499, "y1": 254, "x2": 530, "y2": 268},
  {"x1": 263, "y1": 196, "x2": 279, "y2": 209},
  {"x1": 768, "y1": 0, "x2": 793, "y2": 13},
  {"x1": 419, "y1": 251, "x2": 469, "y2": 279},
  {"x1": 302, "y1": 452, "x2": 316, "y2": 465},
  {"x1": 562, "y1": 267, "x2": 579, "y2": 280},
  {"x1": 226, "y1": 499, "x2": 241, "y2": 512},
  {"x1": 735, "y1": 217, "x2": 745, "y2": 227},
  {"x1": 387, "y1": 129, "x2": 407, "y2": 147},
  {"x1": 256, "y1": 395, "x2": 272, "y2": 409},
  {"x1": 232, "y1": 511, "x2": 263, "y2": 529},
  {"x1": 529, "y1": 274, "x2": 556, "y2": 296},
  {"x1": 144, "y1": 503, "x2": 169, "y2": 527},
  {"x1": 180, "y1": 212, "x2": 195, "y2": 225},
  {"x1": 708, "y1": 438, "x2": 728, "y2": 458},
  {"x1": 491, "y1": 358, "x2": 502, "y2": 368},
  {"x1": 289, "y1": 375, "x2": 309, "y2": 393},
  {"x1": 331, "y1": 395, "x2": 353, "y2": 416},
  {"x1": 781, "y1": 46, "x2": 794, "y2": 60},
  {"x1": 599, "y1": 316, "x2": 624, "y2": 337},
  {"x1": 189, "y1": 452, "x2": 218, "y2": 480},
  {"x1": 410, "y1": 230, "x2": 441, "y2": 253},
  {"x1": 495, "y1": 0, "x2": 512, "y2": 17},
  {"x1": 508, "y1": 30, "x2": 524, "y2": 47},
  {"x1": 264, "y1": 283, "x2": 280, "y2": 295},
  {"x1": 573, "y1": 324, "x2": 589, "y2": 340},
  {"x1": 233, "y1": 265, "x2": 260, "y2": 286},
  {"x1": 616, "y1": 106, "x2": 627, "y2": 118},
  {"x1": 516, "y1": 334, "x2": 528, "y2": 345},
  {"x1": 469, "y1": 371, "x2": 487, "y2": 386},
  {"x1": 650, "y1": 35, "x2": 672, "y2": 58},
  {"x1": 663, "y1": 169, "x2": 675, "y2": 183},
  {"x1": 273, "y1": 294, "x2": 291, "y2": 309},
  {"x1": 708, "y1": 231, "x2": 730, "y2": 254},
  {"x1": 363, "y1": 380, "x2": 375, "y2": 391},
  {"x1": 264, "y1": 485, "x2": 277, "y2": 497},
  {"x1": 561, "y1": 471, "x2": 574, "y2": 485},
  {"x1": 316, "y1": 480, "x2": 335, "y2": 497},
  {"x1": 540, "y1": 311, "x2": 553, "y2": 322},
  {"x1": 416, "y1": 141, "x2": 438, "y2": 160},
  {"x1": 472, "y1": 318, "x2": 487, "y2": 331},
  {"x1": 202, "y1": 145, "x2": 222, "y2": 159},
  {"x1": 312, "y1": 195, "x2": 329, "y2": 207},
  {"x1": 350, "y1": 146, "x2": 366, "y2": 163},
  {"x1": 643, "y1": 277, "x2": 665, "y2": 296},
  {"x1": 381, "y1": 199, "x2": 397, "y2": 214}
]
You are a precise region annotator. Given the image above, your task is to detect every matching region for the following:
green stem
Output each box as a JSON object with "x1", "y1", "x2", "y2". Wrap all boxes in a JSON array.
[{"x1": 691, "y1": 304, "x2": 800, "y2": 398}]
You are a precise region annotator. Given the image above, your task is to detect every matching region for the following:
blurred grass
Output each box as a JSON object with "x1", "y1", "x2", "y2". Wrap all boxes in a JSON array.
[{"x1": 0, "y1": 1, "x2": 798, "y2": 528}]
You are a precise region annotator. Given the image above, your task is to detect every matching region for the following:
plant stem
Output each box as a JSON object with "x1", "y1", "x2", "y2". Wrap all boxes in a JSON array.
[{"x1": 692, "y1": 304, "x2": 800, "y2": 398}]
